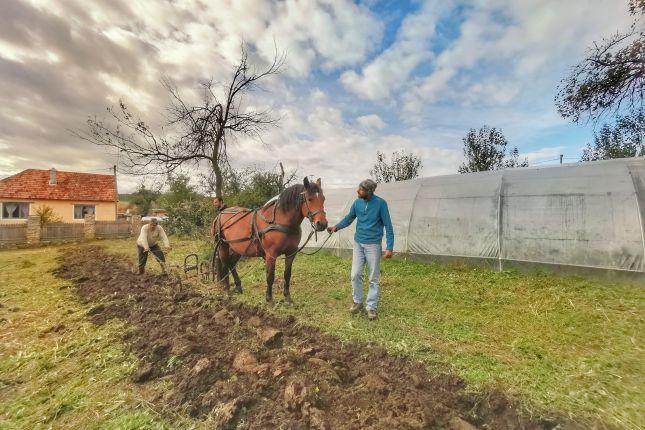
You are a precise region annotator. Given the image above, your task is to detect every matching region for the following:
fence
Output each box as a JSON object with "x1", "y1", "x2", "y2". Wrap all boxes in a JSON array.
[
  {"x1": 0, "y1": 223, "x2": 27, "y2": 244},
  {"x1": 0, "y1": 215, "x2": 141, "y2": 247},
  {"x1": 41, "y1": 222, "x2": 85, "y2": 241},
  {"x1": 96, "y1": 220, "x2": 131, "y2": 238}
]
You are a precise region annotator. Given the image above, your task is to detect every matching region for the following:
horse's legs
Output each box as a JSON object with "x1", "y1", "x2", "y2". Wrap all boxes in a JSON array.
[
  {"x1": 217, "y1": 244, "x2": 231, "y2": 293},
  {"x1": 229, "y1": 253, "x2": 243, "y2": 293},
  {"x1": 282, "y1": 253, "x2": 296, "y2": 304},
  {"x1": 265, "y1": 255, "x2": 276, "y2": 304}
]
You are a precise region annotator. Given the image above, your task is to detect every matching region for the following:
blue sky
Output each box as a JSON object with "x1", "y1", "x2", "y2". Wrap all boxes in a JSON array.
[{"x1": 0, "y1": 0, "x2": 634, "y2": 191}]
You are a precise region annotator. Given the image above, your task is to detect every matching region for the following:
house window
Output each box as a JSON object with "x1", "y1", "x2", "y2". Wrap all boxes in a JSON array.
[
  {"x1": 74, "y1": 205, "x2": 95, "y2": 220},
  {"x1": 2, "y1": 202, "x2": 29, "y2": 219}
]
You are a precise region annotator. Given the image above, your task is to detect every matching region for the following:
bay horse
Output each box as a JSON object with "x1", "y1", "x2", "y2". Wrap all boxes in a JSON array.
[{"x1": 213, "y1": 177, "x2": 328, "y2": 304}]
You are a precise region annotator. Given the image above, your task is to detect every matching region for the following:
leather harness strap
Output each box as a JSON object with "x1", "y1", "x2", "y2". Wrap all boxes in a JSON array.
[{"x1": 216, "y1": 200, "x2": 303, "y2": 246}]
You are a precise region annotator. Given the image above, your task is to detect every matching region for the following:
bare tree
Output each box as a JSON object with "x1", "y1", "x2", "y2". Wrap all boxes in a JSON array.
[
  {"x1": 199, "y1": 161, "x2": 296, "y2": 198},
  {"x1": 555, "y1": 1, "x2": 644, "y2": 123},
  {"x1": 75, "y1": 46, "x2": 284, "y2": 198}
]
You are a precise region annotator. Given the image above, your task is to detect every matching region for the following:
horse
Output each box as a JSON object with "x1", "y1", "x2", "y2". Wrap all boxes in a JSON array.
[{"x1": 213, "y1": 177, "x2": 328, "y2": 304}]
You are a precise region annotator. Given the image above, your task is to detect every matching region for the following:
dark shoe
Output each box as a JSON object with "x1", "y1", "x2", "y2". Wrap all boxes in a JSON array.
[
  {"x1": 367, "y1": 309, "x2": 377, "y2": 320},
  {"x1": 350, "y1": 302, "x2": 363, "y2": 314}
]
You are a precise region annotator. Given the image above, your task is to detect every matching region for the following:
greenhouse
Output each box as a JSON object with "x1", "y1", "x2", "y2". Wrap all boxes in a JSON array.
[{"x1": 303, "y1": 157, "x2": 645, "y2": 283}]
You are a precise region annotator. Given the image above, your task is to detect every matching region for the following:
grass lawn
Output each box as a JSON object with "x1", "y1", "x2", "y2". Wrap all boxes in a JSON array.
[
  {"x1": 2, "y1": 238, "x2": 644, "y2": 429},
  {"x1": 0, "y1": 245, "x2": 204, "y2": 430}
]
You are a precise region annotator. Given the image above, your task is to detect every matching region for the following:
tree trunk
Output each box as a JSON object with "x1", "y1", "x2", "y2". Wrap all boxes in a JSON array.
[
  {"x1": 211, "y1": 157, "x2": 223, "y2": 198},
  {"x1": 212, "y1": 130, "x2": 224, "y2": 198},
  {"x1": 278, "y1": 162, "x2": 285, "y2": 192}
]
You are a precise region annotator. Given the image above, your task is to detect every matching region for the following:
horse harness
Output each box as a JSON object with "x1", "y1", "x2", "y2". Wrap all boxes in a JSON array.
[{"x1": 214, "y1": 191, "x2": 323, "y2": 247}]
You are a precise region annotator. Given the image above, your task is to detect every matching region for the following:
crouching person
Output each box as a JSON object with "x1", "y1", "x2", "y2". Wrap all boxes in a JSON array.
[{"x1": 136, "y1": 218, "x2": 171, "y2": 275}]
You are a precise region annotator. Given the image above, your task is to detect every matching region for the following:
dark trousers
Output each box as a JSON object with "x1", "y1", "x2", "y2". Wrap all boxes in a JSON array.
[{"x1": 137, "y1": 244, "x2": 165, "y2": 272}]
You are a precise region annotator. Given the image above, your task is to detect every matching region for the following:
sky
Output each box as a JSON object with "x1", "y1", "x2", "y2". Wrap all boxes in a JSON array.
[{"x1": 0, "y1": 0, "x2": 635, "y2": 192}]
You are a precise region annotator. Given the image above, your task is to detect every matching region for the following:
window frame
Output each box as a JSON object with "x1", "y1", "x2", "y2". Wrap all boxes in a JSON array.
[
  {"x1": 73, "y1": 204, "x2": 96, "y2": 220},
  {"x1": 1, "y1": 202, "x2": 30, "y2": 220}
]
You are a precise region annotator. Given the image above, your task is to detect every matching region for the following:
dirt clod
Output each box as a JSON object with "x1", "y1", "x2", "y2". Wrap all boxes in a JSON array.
[
  {"x1": 284, "y1": 378, "x2": 309, "y2": 410},
  {"x1": 232, "y1": 350, "x2": 259, "y2": 373},
  {"x1": 214, "y1": 399, "x2": 241, "y2": 428},
  {"x1": 449, "y1": 416, "x2": 479, "y2": 430},
  {"x1": 257, "y1": 327, "x2": 283, "y2": 348},
  {"x1": 247, "y1": 315, "x2": 262, "y2": 327},
  {"x1": 190, "y1": 357, "x2": 212, "y2": 377},
  {"x1": 131, "y1": 362, "x2": 155, "y2": 383}
]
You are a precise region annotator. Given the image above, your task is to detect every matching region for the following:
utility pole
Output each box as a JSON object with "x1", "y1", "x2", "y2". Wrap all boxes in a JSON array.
[
  {"x1": 113, "y1": 165, "x2": 118, "y2": 220},
  {"x1": 559, "y1": 154, "x2": 563, "y2": 164}
]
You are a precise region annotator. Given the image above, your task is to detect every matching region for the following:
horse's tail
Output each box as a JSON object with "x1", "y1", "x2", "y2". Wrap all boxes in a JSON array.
[{"x1": 213, "y1": 239, "x2": 223, "y2": 285}]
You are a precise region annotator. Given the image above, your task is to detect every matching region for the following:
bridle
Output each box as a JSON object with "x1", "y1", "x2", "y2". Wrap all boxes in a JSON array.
[{"x1": 300, "y1": 190, "x2": 325, "y2": 226}]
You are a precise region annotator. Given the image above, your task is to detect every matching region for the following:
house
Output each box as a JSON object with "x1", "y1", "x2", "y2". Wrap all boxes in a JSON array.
[{"x1": 0, "y1": 168, "x2": 118, "y2": 222}]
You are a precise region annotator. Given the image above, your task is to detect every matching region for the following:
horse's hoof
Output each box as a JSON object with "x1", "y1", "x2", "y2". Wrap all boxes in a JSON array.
[
  {"x1": 266, "y1": 300, "x2": 274, "y2": 308},
  {"x1": 284, "y1": 297, "x2": 293, "y2": 306},
  {"x1": 234, "y1": 287, "x2": 243, "y2": 294}
]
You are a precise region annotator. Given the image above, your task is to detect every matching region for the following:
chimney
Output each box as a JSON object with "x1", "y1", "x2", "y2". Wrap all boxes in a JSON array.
[{"x1": 49, "y1": 168, "x2": 57, "y2": 185}]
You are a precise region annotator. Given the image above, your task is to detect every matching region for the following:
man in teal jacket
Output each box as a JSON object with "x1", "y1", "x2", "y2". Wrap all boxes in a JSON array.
[{"x1": 328, "y1": 179, "x2": 394, "y2": 320}]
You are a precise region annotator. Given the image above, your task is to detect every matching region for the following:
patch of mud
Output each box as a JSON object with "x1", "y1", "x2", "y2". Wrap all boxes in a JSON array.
[{"x1": 54, "y1": 247, "x2": 566, "y2": 430}]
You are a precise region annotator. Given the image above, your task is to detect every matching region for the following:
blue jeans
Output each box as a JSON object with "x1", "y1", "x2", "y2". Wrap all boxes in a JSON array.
[{"x1": 351, "y1": 241, "x2": 382, "y2": 311}]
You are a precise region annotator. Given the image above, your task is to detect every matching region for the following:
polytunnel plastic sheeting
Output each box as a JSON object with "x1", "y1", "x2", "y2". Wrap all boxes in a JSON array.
[
  {"x1": 300, "y1": 157, "x2": 645, "y2": 275},
  {"x1": 627, "y1": 160, "x2": 645, "y2": 251},
  {"x1": 407, "y1": 171, "x2": 502, "y2": 258},
  {"x1": 500, "y1": 162, "x2": 644, "y2": 271}
]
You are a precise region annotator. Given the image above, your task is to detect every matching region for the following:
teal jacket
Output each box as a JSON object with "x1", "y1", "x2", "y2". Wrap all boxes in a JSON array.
[{"x1": 335, "y1": 195, "x2": 394, "y2": 251}]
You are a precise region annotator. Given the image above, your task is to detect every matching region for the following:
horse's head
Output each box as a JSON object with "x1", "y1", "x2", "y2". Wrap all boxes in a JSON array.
[{"x1": 302, "y1": 177, "x2": 328, "y2": 232}]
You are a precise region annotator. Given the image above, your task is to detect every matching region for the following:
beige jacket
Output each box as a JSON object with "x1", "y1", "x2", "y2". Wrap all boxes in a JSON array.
[{"x1": 137, "y1": 224, "x2": 170, "y2": 249}]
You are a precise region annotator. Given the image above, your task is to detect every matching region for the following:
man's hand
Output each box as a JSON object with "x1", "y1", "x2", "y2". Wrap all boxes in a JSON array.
[
  {"x1": 384, "y1": 250, "x2": 393, "y2": 259},
  {"x1": 327, "y1": 226, "x2": 338, "y2": 233},
  {"x1": 144, "y1": 247, "x2": 150, "y2": 253}
]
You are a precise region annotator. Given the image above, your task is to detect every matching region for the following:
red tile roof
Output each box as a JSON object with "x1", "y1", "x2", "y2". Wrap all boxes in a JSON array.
[{"x1": 0, "y1": 169, "x2": 117, "y2": 202}]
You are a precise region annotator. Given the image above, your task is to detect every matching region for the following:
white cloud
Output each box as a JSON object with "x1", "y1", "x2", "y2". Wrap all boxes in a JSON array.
[
  {"x1": 226, "y1": 89, "x2": 463, "y2": 189},
  {"x1": 357, "y1": 114, "x2": 386, "y2": 130},
  {"x1": 405, "y1": 0, "x2": 634, "y2": 112},
  {"x1": 340, "y1": 1, "x2": 451, "y2": 100}
]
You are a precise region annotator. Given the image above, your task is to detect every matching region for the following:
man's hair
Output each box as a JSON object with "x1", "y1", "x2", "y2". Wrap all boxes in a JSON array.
[{"x1": 150, "y1": 218, "x2": 158, "y2": 225}]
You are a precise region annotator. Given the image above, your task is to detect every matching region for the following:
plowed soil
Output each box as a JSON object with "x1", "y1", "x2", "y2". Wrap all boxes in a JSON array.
[{"x1": 54, "y1": 247, "x2": 563, "y2": 430}]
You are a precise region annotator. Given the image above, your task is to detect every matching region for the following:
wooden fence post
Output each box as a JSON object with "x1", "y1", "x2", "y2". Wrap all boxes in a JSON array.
[
  {"x1": 26, "y1": 215, "x2": 41, "y2": 244},
  {"x1": 131, "y1": 215, "x2": 142, "y2": 237},
  {"x1": 84, "y1": 214, "x2": 96, "y2": 240}
]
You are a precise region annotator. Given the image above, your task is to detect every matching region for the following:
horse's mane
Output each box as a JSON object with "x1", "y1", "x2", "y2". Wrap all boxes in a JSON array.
[{"x1": 276, "y1": 182, "x2": 321, "y2": 212}]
